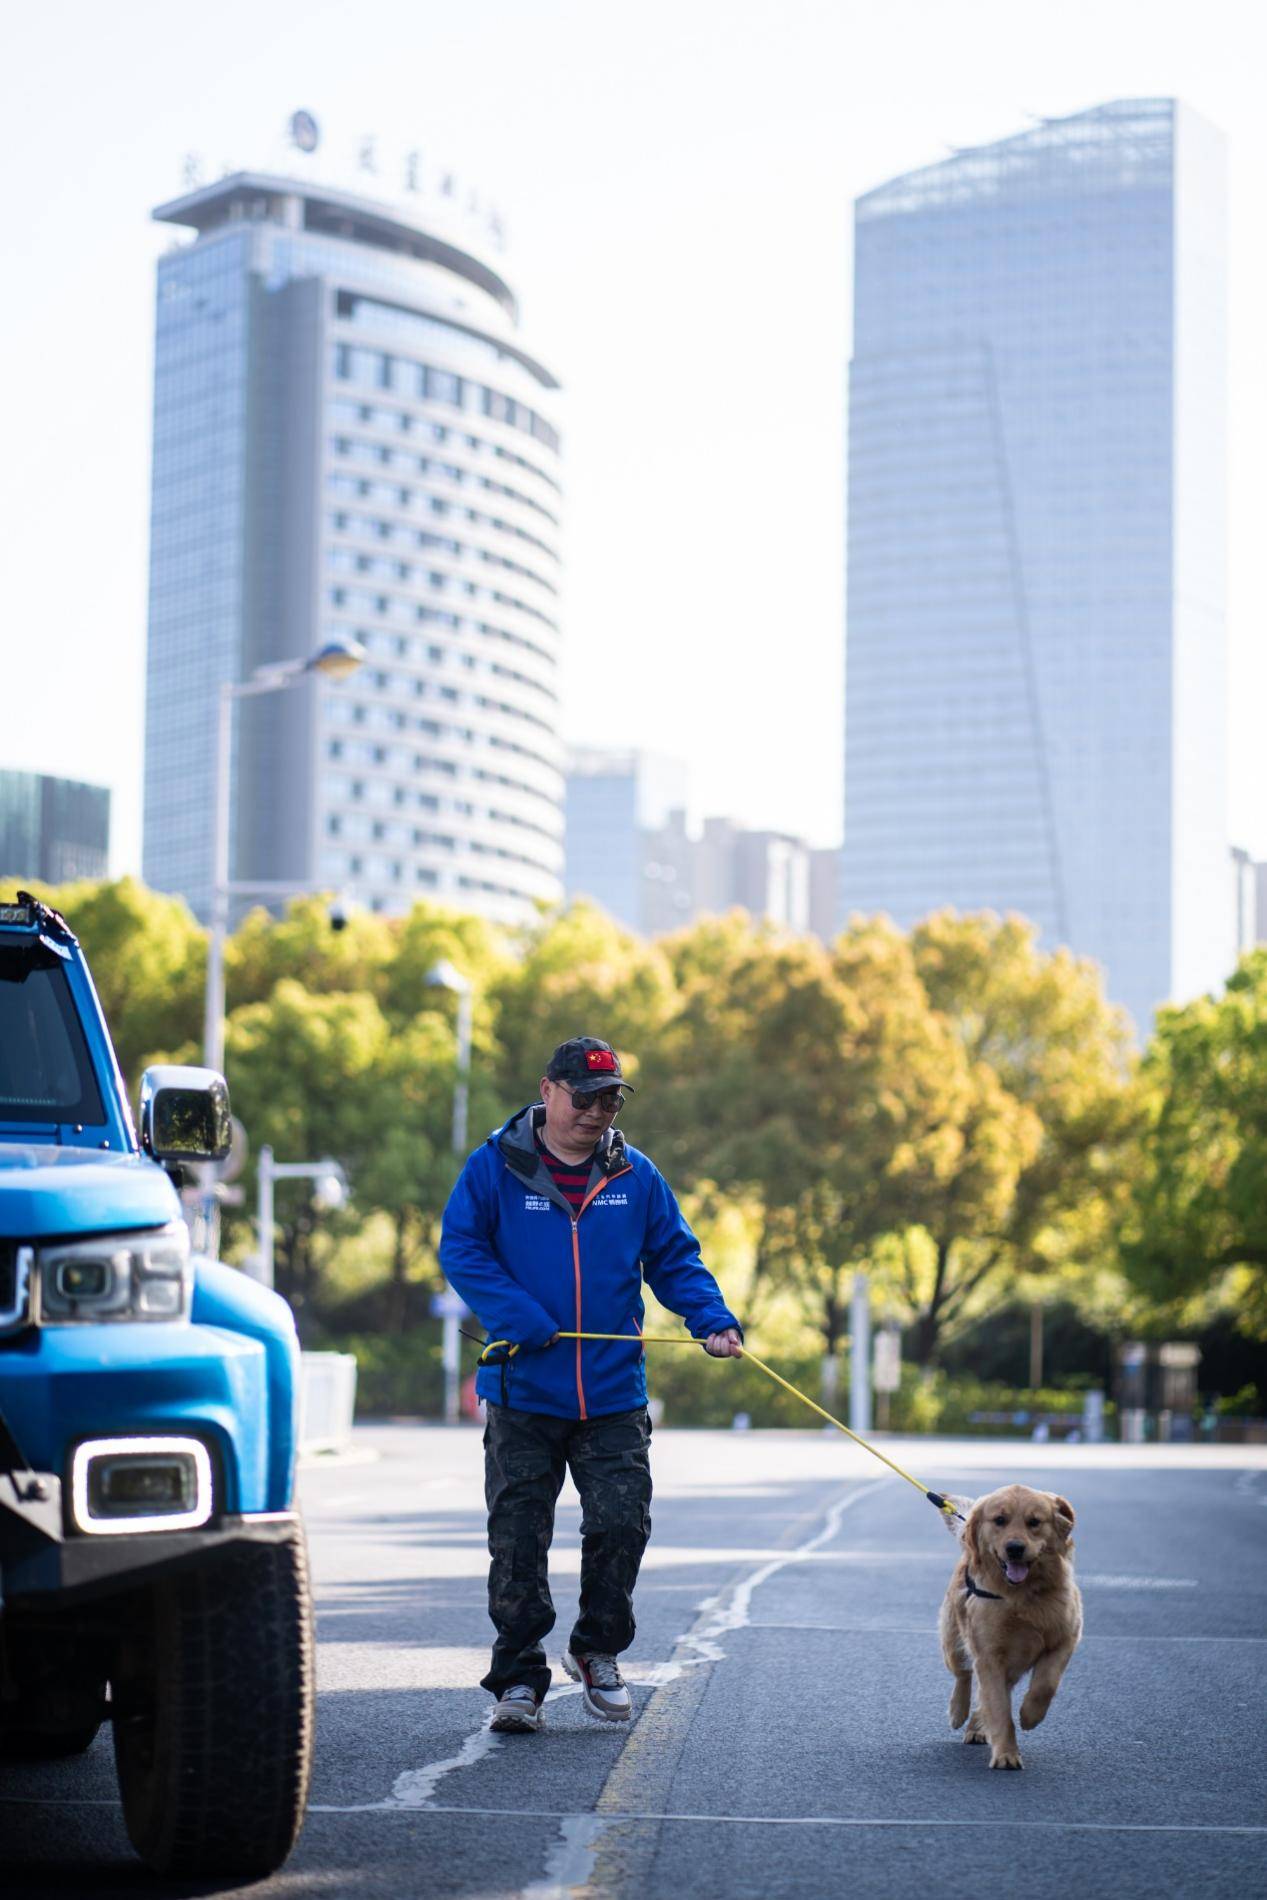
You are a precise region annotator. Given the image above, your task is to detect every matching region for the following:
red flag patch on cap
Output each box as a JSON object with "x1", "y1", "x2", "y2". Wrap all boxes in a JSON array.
[{"x1": 586, "y1": 1049, "x2": 618, "y2": 1071}]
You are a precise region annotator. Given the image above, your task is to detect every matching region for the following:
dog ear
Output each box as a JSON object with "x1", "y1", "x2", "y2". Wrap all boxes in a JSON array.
[
  {"x1": 963, "y1": 1501, "x2": 984, "y2": 1570},
  {"x1": 1049, "y1": 1494, "x2": 1075, "y2": 1538}
]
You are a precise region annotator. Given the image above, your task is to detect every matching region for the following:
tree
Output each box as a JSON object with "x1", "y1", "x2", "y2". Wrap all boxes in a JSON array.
[
  {"x1": 225, "y1": 895, "x2": 394, "y2": 1014},
  {"x1": 1121, "y1": 951, "x2": 1267, "y2": 1338},
  {"x1": 24, "y1": 877, "x2": 205, "y2": 1094},
  {"x1": 223, "y1": 980, "x2": 462, "y2": 1323},
  {"x1": 906, "y1": 911, "x2": 1139, "y2": 1363},
  {"x1": 651, "y1": 911, "x2": 1137, "y2": 1373},
  {"x1": 380, "y1": 902, "x2": 509, "y2": 1031},
  {"x1": 489, "y1": 903, "x2": 677, "y2": 1110},
  {"x1": 648, "y1": 914, "x2": 1021, "y2": 1384}
]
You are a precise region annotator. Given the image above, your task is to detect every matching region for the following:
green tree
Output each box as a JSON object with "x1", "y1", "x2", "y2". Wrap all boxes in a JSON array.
[
  {"x1": 380, "y1": 903, "x2": 509, "y2": 1029},
  {"x1": 649, "y1": 914, "x2": 1019, "y2": 1383},
  {"x1": 226, "y1": 895, "x2": 394, "y2": 1013},
  {"x1": 1121, "y1": 951, "x2": 1267, "y2": 1338},
  {"x1": 489, "y1": 902, "x2": 677, "y2": 1111},
  {"x1": 906, "y1": 911, "x2": 1139, "y2": 1362},
  {"x1": 223, "y1": 980, "x2": 466, "y2": 1324},
  {"x1": 24, "y1": 877, "x2": 205, "y2": 1094}
]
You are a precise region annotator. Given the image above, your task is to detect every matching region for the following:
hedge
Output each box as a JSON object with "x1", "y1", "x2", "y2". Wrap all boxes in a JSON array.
[{"x1": 326, "y1": 1327, "x2": 1111, "y2": 1436}]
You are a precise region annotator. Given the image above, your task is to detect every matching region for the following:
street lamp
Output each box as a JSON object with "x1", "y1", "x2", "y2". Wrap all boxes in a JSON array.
[
  {"x1": 427, "y1": 960, "x2": 474, "y2": 1423},
  {"x1": 850, "y1": 1270, "x2": 872, "y2": 1438},
  {"x1": 253, "y1": 1146, "x2": 350, "y2": 1290},
  {"x1": 426, "y1": 960, "x2": 473, "y2": 1155},
  {"x1": 203, "y1": 638, "x2": 365, "y2": 1075}
]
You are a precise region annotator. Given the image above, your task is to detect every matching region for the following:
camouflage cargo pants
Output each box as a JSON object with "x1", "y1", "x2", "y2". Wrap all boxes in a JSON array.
[{"x1": 481, "y1": 1402, "x2": 653, "y2": 1700}]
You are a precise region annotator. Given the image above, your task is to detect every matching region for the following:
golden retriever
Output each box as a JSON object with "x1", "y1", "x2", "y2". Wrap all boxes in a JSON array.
[{"x1": 939, "y1": 1484, "x2": 1081, "y2": 1770}]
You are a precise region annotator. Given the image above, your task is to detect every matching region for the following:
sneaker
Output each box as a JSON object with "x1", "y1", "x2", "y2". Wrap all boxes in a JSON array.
[
  {"x1": 562, "y1": 1650, "x2": 631, "y2": 1722},
  {"x1": 489, "y1": 1684, "x2": 543, "y2": 1732}
]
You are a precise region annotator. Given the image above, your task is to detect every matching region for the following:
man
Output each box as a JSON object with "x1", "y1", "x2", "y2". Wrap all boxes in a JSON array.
[{"x1": 439, "y1": 1035, "x2": 742, "y2": 1734}]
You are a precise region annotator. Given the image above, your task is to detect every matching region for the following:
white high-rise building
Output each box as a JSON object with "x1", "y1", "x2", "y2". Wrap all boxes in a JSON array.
[
  {"x1": 144, "y1": 169, "x2": 564, "y2": 923},
  {"x1": 842, "y1": 100, "x2": 1231, "y2": 1032}
]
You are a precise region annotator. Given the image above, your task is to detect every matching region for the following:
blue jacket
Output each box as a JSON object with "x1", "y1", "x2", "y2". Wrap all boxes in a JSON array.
[{"x1": 439, "y1": 1104, "x2": 741, "y2": 1419}]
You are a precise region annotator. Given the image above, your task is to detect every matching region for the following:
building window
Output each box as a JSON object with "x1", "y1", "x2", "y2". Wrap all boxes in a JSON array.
[{"x1": 427, "y1": 367, "x2": 463, "y2": 406}]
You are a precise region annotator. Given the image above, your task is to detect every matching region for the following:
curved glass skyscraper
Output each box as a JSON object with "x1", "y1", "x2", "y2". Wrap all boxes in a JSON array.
[
  {"x1": 144, "y1": 171, "x2": 563, "y2": 924},
  {"x1": 842, "y1": 100, "x2": 1230, "y2": 1032}
]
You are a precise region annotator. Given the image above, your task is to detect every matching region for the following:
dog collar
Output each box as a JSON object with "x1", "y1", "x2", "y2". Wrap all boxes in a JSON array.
[{"x1": 964, "y1": 1572, "x2": 1004, "y2": 1602}]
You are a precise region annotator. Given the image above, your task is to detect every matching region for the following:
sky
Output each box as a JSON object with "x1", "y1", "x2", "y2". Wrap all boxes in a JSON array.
[{"x1": 2, "y1": 0, "x2": 1266, "y2": 869}]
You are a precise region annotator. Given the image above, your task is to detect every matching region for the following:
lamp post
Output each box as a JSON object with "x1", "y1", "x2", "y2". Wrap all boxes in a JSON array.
[
  {"x1": 254, "y1": 1147, "x2": 349, "y2": 1291},
  {"x1": 849, "y1": 1270, "x2": 873, "y2": 1438},
  {"x1": 202, "y1": 638, "x2": 365, "y2": 1076},
  {"x1": 426, "y1": 960, "x2": 473, "y2": 1154},
  {"x1": 427, "y1": 960, "x2": 474, "y2": 1423}
]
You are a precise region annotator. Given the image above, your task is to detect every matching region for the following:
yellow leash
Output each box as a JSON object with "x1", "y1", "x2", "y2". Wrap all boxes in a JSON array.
[{"x1": 478, "y1": 1330, "x2": 963, "y2": 1524}]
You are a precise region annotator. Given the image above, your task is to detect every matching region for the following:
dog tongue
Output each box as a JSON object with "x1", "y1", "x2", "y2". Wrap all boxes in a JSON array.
[{"x1": 1004, "y1": 1560, "x2": 1030, "y2": 1585}]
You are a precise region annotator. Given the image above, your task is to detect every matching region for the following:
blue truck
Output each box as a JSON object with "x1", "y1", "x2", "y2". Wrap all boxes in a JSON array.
[{"x1": 0, "y1": 893, "x2": 313, "y2": 1876}]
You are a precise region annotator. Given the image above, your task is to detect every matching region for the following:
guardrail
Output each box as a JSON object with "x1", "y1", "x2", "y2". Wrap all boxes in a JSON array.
[{"x1": 298, "y1": 1351, "x2": 358, "y2": 1455}]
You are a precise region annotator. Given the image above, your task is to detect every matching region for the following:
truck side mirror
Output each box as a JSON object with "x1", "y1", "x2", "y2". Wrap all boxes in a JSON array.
[{"x1": 139, "y1": 1066, "x2": 232, "y2": 1163}]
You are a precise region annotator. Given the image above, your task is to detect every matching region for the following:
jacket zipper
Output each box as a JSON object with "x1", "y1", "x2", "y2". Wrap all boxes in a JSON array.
[
  {"x1": 570, "y1": 1219, "x2": 586, "y2": 1419},
  {"x1": 568, "y1": 1164, "x2": 633, "y2": 1421}
]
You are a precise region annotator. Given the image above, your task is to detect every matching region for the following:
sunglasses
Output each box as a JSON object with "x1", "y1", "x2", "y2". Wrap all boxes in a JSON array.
[{"x1": 556, "y1": 1085, "x2": 626, "y2": 1114}]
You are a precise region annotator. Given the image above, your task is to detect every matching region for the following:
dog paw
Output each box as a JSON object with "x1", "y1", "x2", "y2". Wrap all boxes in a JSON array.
[
  {"x1": 989, "y1": 1747, "x2": 1023, "y2": 1770},
  {"x1": 949, "y1": 1687, "x2": 971, "y2": 1730},
  {"x1": 964, "y1": 1727, "x2": 988, "y2": 1746},
  {"x1": 1019, "y1": 1694, "x2": 1050, "y2": 1732}
]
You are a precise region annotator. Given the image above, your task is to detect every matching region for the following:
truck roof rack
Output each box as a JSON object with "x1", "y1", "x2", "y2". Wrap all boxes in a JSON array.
[{"x1": 2, "y1": 891, "x2": 79, "y2": 945}]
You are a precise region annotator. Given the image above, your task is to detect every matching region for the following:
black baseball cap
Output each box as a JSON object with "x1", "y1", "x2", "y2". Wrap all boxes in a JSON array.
[{"x1": 545, "y1": 1037, "x2": 636, "y2": 1095}]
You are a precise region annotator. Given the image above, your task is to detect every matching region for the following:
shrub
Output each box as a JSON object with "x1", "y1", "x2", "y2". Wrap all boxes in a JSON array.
[
  {"x1": 318, "y1": 1330, "x2": 1114, "y2": 1437},
  {"x1": 888, "y1": 1368, "x2": 1114, "y2": 1436},
  {"x1": 1214, "y1": 1383, "x2": 1263, "y2": 1418},
  {"x1": 645, "y1": 1344, "x2": 824, "y2": 1428},
  {"x1": 319, "y1": 1327, "x2": 450, "y2": 1416}
]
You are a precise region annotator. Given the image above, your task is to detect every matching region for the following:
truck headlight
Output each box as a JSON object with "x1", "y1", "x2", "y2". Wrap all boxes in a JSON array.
[
  {"x1": 71, "y1": 1436, "x2": 213, "y2": 1534},
  {"x1": 37, "y1": 1223, "x2": 192, "y2": 1324}
]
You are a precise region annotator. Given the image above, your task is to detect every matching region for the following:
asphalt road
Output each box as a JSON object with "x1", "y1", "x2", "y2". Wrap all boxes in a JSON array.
[{"x1": 4, "y1": 1425, "x2": 1266, "y2": 1899}]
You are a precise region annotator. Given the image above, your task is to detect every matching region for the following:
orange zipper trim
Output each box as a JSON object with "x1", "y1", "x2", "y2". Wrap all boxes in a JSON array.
[
  {"x1": 570, "y1": 1220, "x2": 586, "y2": 1419},
  {"x1": 569, "y1": 1164, "x2": 633, "y2": 1419}
]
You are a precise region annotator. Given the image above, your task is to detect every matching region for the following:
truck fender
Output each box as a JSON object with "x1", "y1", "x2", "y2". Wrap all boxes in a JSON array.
[{"x1": 191, "y1": 1260, "x2": 300, "y2": 1511}]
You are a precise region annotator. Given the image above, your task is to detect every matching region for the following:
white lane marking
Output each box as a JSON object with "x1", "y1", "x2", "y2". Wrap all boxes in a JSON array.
[
  {"x1": 310, "y1": 1477, "x2": 888, "y2": 1820},
  {"x1": 689, "y1": 1479, "x2": 890, "y2": 1658},
  {"x1": 314, "y1": 1802, "x2": 1267, "y2": 1836},
  {"x1": 389, "y1": 1723, "x2": 506, "y2": 1808},
  {"x1": 598, "y1": 1478, "x2": 891, "y2": 1697},
  {"x1": 748, "y1": 1623, "x2": 1267, "y2": 1644},
  {"x1": 5, "y1": 1795, "x2": 1264, "y2": 1836},
  {"x1": 523, "y1": 1479, "x2": 891, "y2": 1891},
  {"x1": 520, "y1": 1815, "x2": 608, "y2": 1899},
  {"x1": 1079, "y1": 1574, "x2": 1197, "y2": 1590},
  {"x1": 1233, "y1": 1468, "x2": 1267, "y2": 1506},
  {"x1": 323, "y1": 1678, "x2": 591, "y2": 1814}
]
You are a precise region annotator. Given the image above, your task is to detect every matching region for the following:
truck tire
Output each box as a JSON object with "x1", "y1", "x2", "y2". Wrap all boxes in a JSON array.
[
  {"x1": 111, "y1": 1523, "x2": 314, "y2": 1877},
  {"x1": 1, "y1": 1715, "x2": 102, "y2": 1758},
  {"x1": 0, "y1": 1634, "x2": 106, "y2": 1758}
]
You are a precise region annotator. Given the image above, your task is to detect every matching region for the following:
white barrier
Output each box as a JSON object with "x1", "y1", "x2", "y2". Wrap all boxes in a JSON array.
[{"x1": 298, "y1": 1351, "x2": 358, "y2": 1454}]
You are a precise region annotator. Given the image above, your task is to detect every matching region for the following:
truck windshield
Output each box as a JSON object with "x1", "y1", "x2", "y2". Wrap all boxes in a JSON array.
[{"x1": 0, "y1": 946, "x2": 104, "y2": 1125}]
